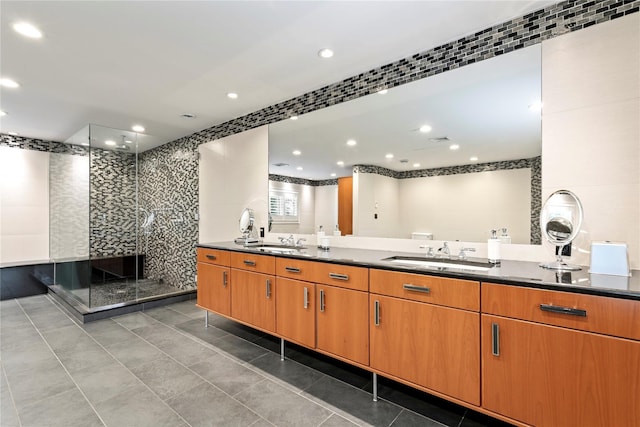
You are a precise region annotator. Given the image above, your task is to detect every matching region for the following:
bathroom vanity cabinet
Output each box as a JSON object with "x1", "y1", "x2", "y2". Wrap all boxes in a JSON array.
[
  {"x1": 196, "y1": 245, "x2": 640, "y2": 427},
  {"x1": 369, "y1": 269, "x2": 480, "y2": 405},
  {"x1": 481, "y1": 283, "x2": 640, "y2": 426}
]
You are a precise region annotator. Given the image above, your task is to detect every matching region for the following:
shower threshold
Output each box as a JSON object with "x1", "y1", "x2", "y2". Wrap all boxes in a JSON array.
[{"x1": 48, "y1": 283, "x2": 195, "y2": 323}]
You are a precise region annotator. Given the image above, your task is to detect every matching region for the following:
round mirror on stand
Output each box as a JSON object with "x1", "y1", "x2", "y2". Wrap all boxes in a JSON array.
[
  {"x1": 539, "y1": 190, "x2": 584, "y2": 271},
  {"x1": 234, "y1": 208, "x2": 259, "y2": 245}
]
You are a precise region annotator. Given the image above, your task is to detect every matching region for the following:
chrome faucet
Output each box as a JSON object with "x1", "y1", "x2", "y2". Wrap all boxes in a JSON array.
[
  {"x1": 295, "y1": 238, "x2": 307, "y2": 247},
  {"x1": 458, "y1": 247, "x2": 476, "y2": 260},
  {"x1": 436, "y1": 242, "x2": 450, "y2": 258},
  {"x1": 419, "y1": 245, "x2": 435, "y2": 257},
  {"x1": 279, "y1": 234, "x2": 295, "y2": 246}
]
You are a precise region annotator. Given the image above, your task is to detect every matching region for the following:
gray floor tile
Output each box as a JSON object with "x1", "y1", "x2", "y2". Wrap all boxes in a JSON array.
[
  {"x1": 42, "y1": 324, "x2": 99, "y2": 352},
  {"x1": 57, "y1": 345, "x2": 117, "y2": 375},
  {"x1": 249, "y1": 351, "x2": 325, "y2": 392},
  {"x1": 302, "y1": 376, "x2": 403, "y2": 427},
  {"x1": 287, "y1": 348, "x2": 371, "y2": 390},
  {"x1": 94, "y1": 384, "x2": 188, "y2": 427},
  {"x1": 204, "y1": 315, "x2": 268, "y2": 343},
  {"x1": 0, "y1": 309, "x2": 32, "y2": 329},
  {"x1": 1, "y1": 340, "x2": 57, "y2": 374},
  {"x1": 0, "y1": 324, "x2": 43, "y2": 352},
  {"x1": 167, "y1": 300, "x2": 204, "y2": 318},
  {"x1": 390, "y1": 410, "x2": 446, "y2": 427},
  {"x1": 248, "y1": 419, "x2": 275, "y2": 427},
  {"x1": 0, "y1": 368, "x2": 20, "y2": 427},
  {"x1": 131, "y1": 355, "x2": 205, "y2": 401},
  {"x1": 111, "y1": 311, "x2": 159, "y2": 330},
  {"x1": 174, "y1": 318, "x2": 230, "y2": 345},
  {"x1": 132, "y1": 323, "x2": 218, "y2": 366},
  {"x1": 72, "y1": 359, "x2": 141, "y2": 405},
  {"x1": 144, "y1": 306, "x2": 194, "y2": 325},
  {"x1": 213, "y1": 334, "x2": 270, "y2": 363},
  {"x1": 82, "y1": 318, "x2": 139, "y2": 347},
  {"x1": 319, "y1": 414, "x2": 360, "y2": 427},
  {"x1": 189, "y1": 352, "x2": 266, "y2": 396},
  {"x1": 5, "y1": 359, "x2": 76, "y2": 412},
  {"x1": 167, "y1": 382, "x2": 261, "y2": 427},
  {"x1": 106, "y1": 337, "x2": 165, "y2": 369},
  {"x1": 235, "y1": 380, "x2": 333, "y2": 427},
  {"x1": 18, "y1": 387, "x2": 103, "y2": 427},
  {"x1": 27, "y1": 310, "x2": 77, "y2": 332}
]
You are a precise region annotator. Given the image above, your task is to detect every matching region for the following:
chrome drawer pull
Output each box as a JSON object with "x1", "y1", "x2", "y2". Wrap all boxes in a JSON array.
[
  {"x1": 492, "y1": 323, "x2": 500, "y2": 356},
  {"x1": 206, "y1": 254, "x2": 216, "y2": 260},
  {"x1": 285, "y1": 267, "x2": 301, "y2": 273},
  {"x1": 266, "y1": 279, "x2": 272, "y2": 298},
  {"x1": 329, "y1": 273, "x2": 349, "y2": 281},
  {"x1": 540, "y1": 304, "x2": 587, "y2": 317},
  {"x1": 403, "y1": 284, "x2": 431, "y2": 294},
  {"x1": 320, "y1": 290, "x2": 325, "y2": 312},
  {"x1": 244, "y1": 260, "x2": 256, "y2": 266},
  {"x1": 374, "y1": 300, "x2": 380, "y2": 326},
  {"x1": 222, "y1": 271, "x2": 228, "y2": 287},
  {"x1": 303, "y1": 287, "x2": 309, "y2": 309}
]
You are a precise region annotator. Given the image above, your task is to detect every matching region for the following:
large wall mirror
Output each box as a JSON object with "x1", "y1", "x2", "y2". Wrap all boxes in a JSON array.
[{"x1": 268, "y1": 44, "x2": 542, "y2": 244}]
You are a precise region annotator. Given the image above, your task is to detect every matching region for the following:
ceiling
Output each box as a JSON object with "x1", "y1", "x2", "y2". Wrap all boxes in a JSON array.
[{"x1": 0, "y1": 1, "x2": 558, "y2": 152}]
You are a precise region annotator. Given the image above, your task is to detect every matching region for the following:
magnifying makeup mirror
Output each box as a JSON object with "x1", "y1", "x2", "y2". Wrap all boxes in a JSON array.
[
  {"x1": 539, "y1": 190, "x2": 583, "y2": 271},
  {"x1": 234, "y1": 208, "x2": 259, "y2": 245}
]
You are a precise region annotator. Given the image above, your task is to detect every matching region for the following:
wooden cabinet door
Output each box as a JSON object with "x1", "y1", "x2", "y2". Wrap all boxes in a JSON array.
[
  {"x1": 316, "y1": 285, "x2": 369, "y2": 365},
  {"x1": 482, "y1": 315, "x2": 640, "y2": 427},
  {"x1": 230, "y1": 269, "x2": 276, "y2": 333},
  {"x1": 370, "y1": 295, "x2": 480, "y2": 405},
  {"x1": 275, "y1": 278, "x2": 315, "y2": 348},
  {"x1": 196, "y1": 263, "x2": 230, "y2": 316}
]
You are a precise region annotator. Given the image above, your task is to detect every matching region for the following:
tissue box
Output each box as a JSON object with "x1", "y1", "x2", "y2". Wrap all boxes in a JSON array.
[{"x1": 589, "y1": 241, "x2": 630, "y2": 276}]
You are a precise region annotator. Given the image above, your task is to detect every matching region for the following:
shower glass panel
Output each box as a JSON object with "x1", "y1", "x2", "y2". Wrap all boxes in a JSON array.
[{"x1": 50, "y1": 124, "x2": 190, "y2": 311}]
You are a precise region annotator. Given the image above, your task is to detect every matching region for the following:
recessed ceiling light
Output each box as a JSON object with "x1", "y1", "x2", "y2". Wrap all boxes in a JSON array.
[
  {"x1": 13, "y1": 22, "x2": 43, "y2": 39},
  {"x1": 296, "y1": 166, "x2": 303, "y2": 171},
  {"x1": 0, "y1": 111, "x2": 6, "y2": 117},
  {"x1": 105, "y1": 140, "x2": 116, "y2": 146},
  {"x1": 330, "y1": 173, "x2": 337, "y2": 177},
  {"x1": 293, "y1": 150, "x2": 301, "y2": 156},
  {"x1": 449, "y1": 144, "x2": 460, "y2": 150},
  {"x1": 337, "y1": 161, "x2": 344, "y2": 166},
  {"x1": 124, "y1": 139, "x2": 133, "y2": 144},
  {"x1": 413, "y1": 163, "x2": 421, "y2": 168},
  {"x1": 8, "y1": 131, "x2": 18, "y2": 136},
  {"x1": 528, "y1": 100, "x2": 543, "y2": 112},
  {"x1": 470, "y1": 156, "x2": 479, "y2": 161},
  {"x1": 318, "y1": 48, "x2": 334, "y2": 58},
  {"x1": 419, "y1": 125, "x2": 432, "y2": 133},
  {"x1": 346, "y1": 139, "x2": 357, "y2": 146},
  {"x1": 132, "y1": 125, "x2": 145, "y2": 132},
  {"x1": 227, "y1": 92, "x2": 238, "y2": 99},
  {"x1": 385, "y1": 153, "x2": 394, "y2": 159},
  {"x1": 377, "y1": 89, "x2": 388, "y2": 95},
  {"x1": 81, "y1": 142, "x2": 89, "y2": 146},
  {"x1": 180, "y1": 113, "x2": 196, "y2": 119},
  {"x1": 0, "y1": 78, "x2": 19, "y2": 88},
  {"x1": 290, "y1": 115, "x2": 298, "y2": 120}
]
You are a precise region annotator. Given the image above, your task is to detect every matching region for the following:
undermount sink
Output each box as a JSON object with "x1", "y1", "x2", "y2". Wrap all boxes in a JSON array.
[
  {"x1": 252, "y1": 244, "x2": 304, "y2": 254},
  {"x1": 382, "y1": 256, "x2": 494, "y2": 272}
]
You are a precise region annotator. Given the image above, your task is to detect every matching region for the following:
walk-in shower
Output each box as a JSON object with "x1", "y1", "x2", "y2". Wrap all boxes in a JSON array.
[{"x1": 49, "y1": 124, "x2": 192, "y2": 316}]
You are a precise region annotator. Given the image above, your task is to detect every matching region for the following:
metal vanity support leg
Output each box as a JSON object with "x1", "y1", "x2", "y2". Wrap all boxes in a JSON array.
[
  {"x1": 280, "y1": 338, "x2": 285, "y2": 361},
  {"x1": 372, "y1": 373, "x2": 378, "y2": 402},
  {"x1": 205, "y1": 311, "x2": 208, "y2": 328}
]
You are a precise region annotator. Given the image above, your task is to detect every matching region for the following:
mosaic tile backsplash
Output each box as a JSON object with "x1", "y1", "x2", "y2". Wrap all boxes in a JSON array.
[{"x1": 2, "y1": 0, "x2": 636, "y2": 290}]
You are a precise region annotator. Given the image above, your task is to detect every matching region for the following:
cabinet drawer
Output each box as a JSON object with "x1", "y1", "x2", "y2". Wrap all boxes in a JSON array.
[
  {"x1": 311, "y1": 262, "x2": 368, "y2": 291},
  {"x1": 275, "y1": 258, "x2": 317, "y2": 282},
  {"x1": 482, "y1": 282, "x2": 640, "y2": 340},
  {"x1": 230, "y1": 252, "x2": 275, "y2": 275},
  {"x1": 370, "y1": 269, "x2": 479, "y2": 311},
  {"x1": 197, "y1": 248, "x2": 230, "y2": 266}
]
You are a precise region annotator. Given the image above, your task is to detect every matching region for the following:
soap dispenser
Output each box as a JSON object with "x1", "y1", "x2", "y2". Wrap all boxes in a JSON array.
[
  {"x1": 333, "y1": 224, "x2": 341, "y2": 236},
  {"x1": 500, "y1": 228, "x2": 512, "y2": 244},
  {"x1": 488, "y1": 229, "x2": 501, "y2": 264},
  {"x1": 317, "y1": 225, "x2": 325, "y2": 239}
]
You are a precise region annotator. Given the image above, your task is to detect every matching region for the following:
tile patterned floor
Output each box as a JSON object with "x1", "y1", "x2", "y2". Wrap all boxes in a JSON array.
[{"x1": 0, "y1": 295, "x2": 514, "y2": 427}]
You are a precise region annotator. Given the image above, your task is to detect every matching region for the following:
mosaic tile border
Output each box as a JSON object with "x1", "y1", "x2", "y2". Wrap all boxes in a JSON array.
[{"x1": 269, "y1": 174, "x2": 338, "y2": 187}]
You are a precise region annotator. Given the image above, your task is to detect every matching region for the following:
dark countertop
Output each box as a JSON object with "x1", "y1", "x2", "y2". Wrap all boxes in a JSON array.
[{"x1": 198, "y1": 241, "x2": 640, "y2": 301}]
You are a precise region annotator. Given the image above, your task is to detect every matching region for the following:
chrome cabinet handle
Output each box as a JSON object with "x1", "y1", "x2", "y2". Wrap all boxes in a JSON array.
[
  {"x1": 285, "y1": 266, "x2": 301, "y2": 273},
  {"x1": 329, "y1": 273, "x2": 349, "y2": 281},
  {"x1": 403, "y1": 284, "x2": 431, "y2": 294},
  {"x1": 222, "y1": 271, "x2": 228, "y2": 287},
  {"x1": 374, "y1": 300, "x2": 380, "y2": 326},
  {"x1": 320, "y1": 289, "x2": 325, "y2": 312},
  {"x1": 244, "y1": 260, "x2": 256, "y2": 266},
  {"x1": 492, "y1": 323, "x2": 500, "y2": 356},
  {"x1": 206, "y1": 254, "x2": 216, "y2": 260},
  {"x1": 540, "y1": 304, "x2": 587, "y2": 317},
  {"x1": 303, "y1": 287, "x2": 309, "y2": 309},
  {"x1": 266, "y1": 279, "x2": 271, "y2": 298}
]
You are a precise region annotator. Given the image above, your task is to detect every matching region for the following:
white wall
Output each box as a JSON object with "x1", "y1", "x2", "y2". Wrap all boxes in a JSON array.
[
  {"x1": 353, "y1": 172, "x2": 400, "y2": 238},
  {"x1": 315, "y1": 184, "x2": 338, "y2": 233},
  {"x1": 0, "y1": 147, "x2": 50, "y2": 264},
  {"x1": 199, "y1": 126, "x2": 269, "y2": 243},
  {"x1": 542, "y1": 13, "x2": 640, "y2": 268}
]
